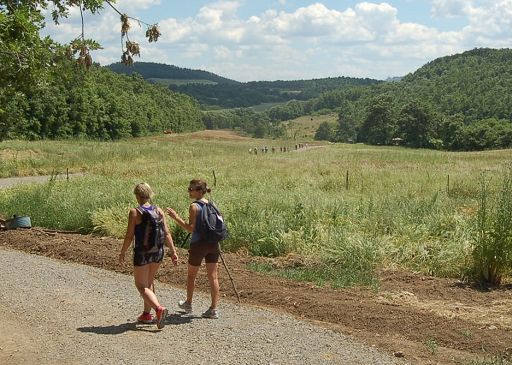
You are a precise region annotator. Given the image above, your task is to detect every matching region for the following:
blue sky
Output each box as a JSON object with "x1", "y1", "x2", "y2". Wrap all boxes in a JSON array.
[{"x1": 43, "y1": 1, "x2": 512, "y2": 81}]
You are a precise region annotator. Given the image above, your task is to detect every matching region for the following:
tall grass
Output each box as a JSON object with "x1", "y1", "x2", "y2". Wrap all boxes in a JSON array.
[
  {"x1": 1, "y1": 134, "x2": 511, "y2": 286},
  {"x1": 472, "y1": 170, "x2": 512, "y2": 285}
]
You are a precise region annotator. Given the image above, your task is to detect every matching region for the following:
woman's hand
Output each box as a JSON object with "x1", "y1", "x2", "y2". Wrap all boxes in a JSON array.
[
  {"x1": 166, "y1": 207, "x2": 178, "y2": 220},
  {"x1": 118, "y1": 250, "x2": 126, "y2": 264},
  {"x1": 169, "y1": 250, "x2": 179, "y2": 266}
]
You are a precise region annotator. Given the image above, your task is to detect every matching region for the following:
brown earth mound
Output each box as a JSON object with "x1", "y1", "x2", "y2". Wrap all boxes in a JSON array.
[{"x1": 1, "y1": 228, "x2": 511, "y2": 365}]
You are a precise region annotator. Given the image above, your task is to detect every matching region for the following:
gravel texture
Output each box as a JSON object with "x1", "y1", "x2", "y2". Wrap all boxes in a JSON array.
[
  {"x1": 0, "y1": 173, "x2": 84, "y2": 188},
  {"x1": 0, "y1": 247, "x2": 401, "y2": 365}
]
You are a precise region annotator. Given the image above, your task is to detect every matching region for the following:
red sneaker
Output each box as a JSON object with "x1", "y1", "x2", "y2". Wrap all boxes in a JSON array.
[
  {"x1": 137, "y1": 312, "x2": 154, "y2": 324},
  {"x1": 156, "y1": 306, "x2": 168, "y2": 329}
]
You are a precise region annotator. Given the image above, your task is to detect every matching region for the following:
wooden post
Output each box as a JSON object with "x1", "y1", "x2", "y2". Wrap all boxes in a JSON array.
[
  {"x1": 345, "y1": 170, "x2": 349, "y2": 190},
  {"x1": 67, "y1": 168, "x2": 69, "y2": 182},
  {"x1": 447, "y1": 174, "x2": 450, "y2": 195}
]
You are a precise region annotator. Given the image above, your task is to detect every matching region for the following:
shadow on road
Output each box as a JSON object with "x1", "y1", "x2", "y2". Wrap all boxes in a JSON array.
[{"x1": 77, "y1": 313, "x2": 199, "y2": 335}]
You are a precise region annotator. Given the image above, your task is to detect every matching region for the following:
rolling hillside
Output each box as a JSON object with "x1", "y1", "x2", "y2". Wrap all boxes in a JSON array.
[
  {"x1": 107, "y1": 62, "x2": 237, "y2": 85},
  {"x1": 107, "y1": 62, "x2": 382, "y2": 108}
]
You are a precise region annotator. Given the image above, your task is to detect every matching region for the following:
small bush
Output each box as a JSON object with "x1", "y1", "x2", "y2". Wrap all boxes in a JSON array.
[{"x1": 91, "y1": 205, "x2": 130, "y2": 238}]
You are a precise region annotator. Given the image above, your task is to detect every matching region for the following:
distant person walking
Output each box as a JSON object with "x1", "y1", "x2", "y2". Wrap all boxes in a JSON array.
[
  {"x1": 119, "y1": 183, "x2": 178, "y2": 329},
  {"x1": 166, "y1": 179, "x2": 220, "y2": 319}
]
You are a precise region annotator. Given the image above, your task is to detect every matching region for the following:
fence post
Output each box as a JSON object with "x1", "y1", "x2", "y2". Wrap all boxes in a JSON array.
[{"x1": 345, "y1": 170, "x2": 349, "y2": 190}]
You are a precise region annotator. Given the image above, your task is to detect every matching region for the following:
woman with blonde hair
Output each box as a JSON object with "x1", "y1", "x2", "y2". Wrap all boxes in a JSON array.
[
  {"x1": 166, "y1": 179, "x2": 220, "y2": 319},
  {"x1": 119, "y1": 182, "x2": 178, "y2": 329}
]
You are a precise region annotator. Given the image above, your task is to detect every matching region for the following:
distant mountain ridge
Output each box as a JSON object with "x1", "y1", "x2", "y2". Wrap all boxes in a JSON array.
[
  {"x1": 107, "y1": 62, "x2": 238, "y2": 84},
  {"x1": 107, "y1": 62, "x2": 382, "y2": 108}
]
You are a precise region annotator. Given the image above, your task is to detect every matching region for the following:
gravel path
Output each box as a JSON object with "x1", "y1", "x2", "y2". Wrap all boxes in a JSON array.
[
  {"x1": 0, "y1": 173, "x2": 84, "y2": 189},
  {"x1": 0, "y1": 247, "x2": 401, "y2": 365}
]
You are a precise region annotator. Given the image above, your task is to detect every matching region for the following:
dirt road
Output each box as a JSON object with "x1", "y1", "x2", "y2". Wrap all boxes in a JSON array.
[
  {"x1": 1, "y1": 229, "x2": 511, "y2": 364},
  {"x1": 0, "y1": 247, "x2": 398, "y2": 365},
  {"x1": 0, "y1": 173, "x2": 84, "y2": 188}
]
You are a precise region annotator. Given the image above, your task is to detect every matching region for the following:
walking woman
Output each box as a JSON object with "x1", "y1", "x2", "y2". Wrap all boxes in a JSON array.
[
  {"x1": 166, "y1": 179, "x2": 220, "y2": 319},
  {"x1": 119, "y1": 183, "x2": 179, "y2": 329}
]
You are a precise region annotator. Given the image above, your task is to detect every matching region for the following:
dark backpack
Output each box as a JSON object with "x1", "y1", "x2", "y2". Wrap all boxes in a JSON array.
[
  {"x1": 195, "y1": 200, "x2": 228, "y2": 243},
  {"x1": 136, "y1": 206, "x2": 166, "y2": 251}
]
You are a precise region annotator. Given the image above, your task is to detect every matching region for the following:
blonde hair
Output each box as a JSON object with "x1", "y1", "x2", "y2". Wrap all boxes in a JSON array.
[{"x1": 133, "y1": 182, "x2": 154, "y2": 202}]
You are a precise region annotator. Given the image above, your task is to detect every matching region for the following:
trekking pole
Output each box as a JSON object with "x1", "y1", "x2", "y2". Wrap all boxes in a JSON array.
[
  {"x1": 219, "y1": 250, "x2": 241, "y2": 304},
  {"x1": 179, "y1": 232, "x2": 191, "y2": 248},
  {"x1": 211, "y1": 169, "x2": 241, "y2": 304}
]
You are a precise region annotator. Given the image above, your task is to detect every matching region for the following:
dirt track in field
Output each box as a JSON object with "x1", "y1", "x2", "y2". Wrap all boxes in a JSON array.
[{"x1": 1, "y1": 229, "x2": 511, "y2": 364}]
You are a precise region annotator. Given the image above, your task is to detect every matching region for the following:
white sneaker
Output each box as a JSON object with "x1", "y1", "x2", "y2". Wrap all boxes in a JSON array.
[
  {"x1": 178, "y1": 300, "x2": 193, "y2": 313},
  {"x1": 201, "y1": 307, "x2": 219, "y2": 319}
]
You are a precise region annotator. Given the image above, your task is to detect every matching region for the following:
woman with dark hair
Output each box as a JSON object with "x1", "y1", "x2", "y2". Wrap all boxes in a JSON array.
[
  {"x1": 166, "y1": 179, "x2": 220, "y2": 319},
  {"x1": 119, "y1": 183, "x2": 178, "y2": 329}
]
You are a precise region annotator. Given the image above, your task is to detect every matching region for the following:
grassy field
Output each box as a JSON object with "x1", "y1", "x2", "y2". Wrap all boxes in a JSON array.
[
  {"x1": 1, "y1": 131, "x2": 511, "y2": 287},
  {"x1": 282, "y1": 113, "x2": 338, "y2": 140}
]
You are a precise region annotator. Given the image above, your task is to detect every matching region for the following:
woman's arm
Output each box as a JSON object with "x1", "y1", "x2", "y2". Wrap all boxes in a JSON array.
[
  {"x1": 119, "y1": 208, "x2": 137, "y2": 263},
  {"x1": 159, "y1": 207, "x2": 178, "y2": 265},
  {"x1": 166, "y1": 203, "x2": 198, "y2": 234}
]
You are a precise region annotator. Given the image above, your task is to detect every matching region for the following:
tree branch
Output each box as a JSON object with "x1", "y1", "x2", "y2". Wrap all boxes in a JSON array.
[{"x1": 104, "y1": 0, "x2": 154, "y2": 27}]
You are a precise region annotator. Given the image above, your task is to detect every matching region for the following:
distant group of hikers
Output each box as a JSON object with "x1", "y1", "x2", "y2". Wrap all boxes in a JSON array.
[
  {"x1": 249, "y1": 143, "x2": 309, "y2": 155},
  {"x1": 118, "y1": 179, "x2": 224, "y2": 329}
]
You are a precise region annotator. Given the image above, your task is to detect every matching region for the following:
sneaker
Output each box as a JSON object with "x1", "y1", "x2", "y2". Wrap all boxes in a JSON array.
[
  {"x1": 201, "y1": 307, "x2": 219, "y2": 319},
  {"x1": 155, "y1": 307, "x2": 168, "y2": 329},
  {"x1": 137, "y1": 312, "x2": 154, "y2": 324},
  {"x1": 178, "y1": 300, "x2": 193, "y2": 313}
]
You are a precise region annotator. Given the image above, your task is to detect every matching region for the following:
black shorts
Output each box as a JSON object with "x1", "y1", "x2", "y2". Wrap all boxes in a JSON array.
[
  {"x1": 133, "y1": 247, "x2": 164, "y2": 267},
  {"x1": 188, "y1": 241, "x2": 220, "y2": 267}
]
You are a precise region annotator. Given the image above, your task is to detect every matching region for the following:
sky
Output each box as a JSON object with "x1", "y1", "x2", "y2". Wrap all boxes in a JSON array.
[{"x1": 42, "y1": 0, "x2": 512, "y2": 82}]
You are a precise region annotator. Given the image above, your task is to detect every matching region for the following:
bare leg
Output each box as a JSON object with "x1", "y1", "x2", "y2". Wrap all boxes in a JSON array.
[
  {"x1": 143, "y1": 283, "x2": 154, "y2": 313},
  {"x1": 206, "y1": 262, "x2": 220, "y2": 309},
  {"x1": 186, "y1": 264, "x2": 200, "y2": 304},
  {"x1": 134, "y1": 263, "x2": 162, "y2": 311}
]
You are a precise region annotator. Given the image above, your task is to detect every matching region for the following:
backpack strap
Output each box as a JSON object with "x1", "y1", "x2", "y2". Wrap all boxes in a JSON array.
[{"x1": 136, "y1": 205, "x2": 153, "y2": 250}]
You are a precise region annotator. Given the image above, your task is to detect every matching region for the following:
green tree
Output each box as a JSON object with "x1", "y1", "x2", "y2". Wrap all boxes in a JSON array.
[
  {"x1": 334, "y1": 112, "x2": 357, "y2": 143},
  {"x1": 358, "y1": 95, "x2": 395, "y2": 145},
  {"x1": 437, "y1": 114, "x2": 465, "y2": 150},
  {"x1": 314, "y1": 121, "x2": 333, "y2": 141},
  {"x1": 396, "y1": 99, "x2": 438, "y2": 148}
]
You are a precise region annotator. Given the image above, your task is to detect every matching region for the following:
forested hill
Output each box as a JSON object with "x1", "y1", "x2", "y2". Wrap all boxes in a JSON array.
[
  {"x1": 1, "y1": 64, "x2": 203, "y2": 141},
  {"x1": 107, "y1": 62, "x2": 381, "y2": 108},
  {"x1": 171, "y1": 76, "x2": 381, "y2": 108},
  {"x1": 222, "y1": 48, "x2": 512, "y2": 151},
  {"x1": 401, "y1": 48, "x2": 512, "y2": 122},
  {"x1": 107, "y1": 62, "x2": 237, "y2": 85}
]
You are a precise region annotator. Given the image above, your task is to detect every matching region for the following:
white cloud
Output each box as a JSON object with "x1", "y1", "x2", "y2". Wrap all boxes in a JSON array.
[
  {"x1": 430, "y1": 0, "x2": 473, "y2": 18},
  {"x1": 41, "y1": 1, "x2": 512, "y2": 81}
]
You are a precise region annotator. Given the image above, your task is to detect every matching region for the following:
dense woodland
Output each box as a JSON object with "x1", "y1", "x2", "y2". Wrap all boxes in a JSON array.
[
  {"x1": 276, "y1": 48, "x2": 512, "y2": 151},
  {"x1": 169, "y1": 77, "x2": 381, "y2": 108},
  {"x1": 1, "y1": 62, "x2": 203, "y2": 141},
  {"x1": 0, "y1": 2, "x2": 204, "y2": 141}
]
